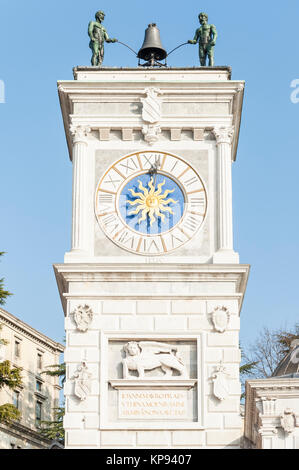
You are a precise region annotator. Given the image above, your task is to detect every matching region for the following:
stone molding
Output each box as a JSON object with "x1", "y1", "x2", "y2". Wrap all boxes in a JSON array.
[
  {"x1": 0, "y1": 421, "x2": 52, "y2": 449},
  {"x1": 109, "y1": 379, "x2": 197, "y2": 390},
  {"x1": 54, "y1": 263, "x2": 250, "y2": 316}
]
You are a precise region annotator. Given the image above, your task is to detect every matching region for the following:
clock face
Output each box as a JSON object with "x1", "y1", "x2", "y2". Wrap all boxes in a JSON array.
[{"x1": 95, "y1": 151, "x2": 207, "y2": 255}]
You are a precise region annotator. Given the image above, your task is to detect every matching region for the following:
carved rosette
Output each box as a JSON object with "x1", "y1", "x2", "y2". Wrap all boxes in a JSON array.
[
  {"x1": 211, "y1": 306, "x2": 230, "y2": 333},
  {"x1": 211, "y1": 362, "x2": 230, "y2": 401},
  {"x1": 72, "y1": 361, "x2": 92, "y2": 401},
  {"x1": 213, "y1": 126, "x2": 234, "y2": 146},
  {"x1": 72, "y1": 304, "x2": 93, "y2": 332},
  {"x1": 70, "y1": 124, "x2": 91, "y2": 145}
]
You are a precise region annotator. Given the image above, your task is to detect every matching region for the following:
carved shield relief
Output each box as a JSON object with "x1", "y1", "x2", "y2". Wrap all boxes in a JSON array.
[{"x1": 212, "y1": 306, "x2": 230, "y2": 333}]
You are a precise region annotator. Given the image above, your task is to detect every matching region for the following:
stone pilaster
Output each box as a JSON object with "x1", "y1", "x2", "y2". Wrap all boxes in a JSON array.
[
  {"x1": 69, "y1": 125, "x2": 91, "y2": 253},
  {"x1": 212, "y1": 126, "x2": 239, "y2": 263}
]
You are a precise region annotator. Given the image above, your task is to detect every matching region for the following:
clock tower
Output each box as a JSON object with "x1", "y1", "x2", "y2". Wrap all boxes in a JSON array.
[{"x1": 54, "y1": 66, "x2": 249, "y2": 449}]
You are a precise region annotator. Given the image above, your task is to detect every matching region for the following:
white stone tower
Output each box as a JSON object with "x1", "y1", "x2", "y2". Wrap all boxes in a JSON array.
[{"x1": 54, "y1": 66, "x2": 249, "y2": 449}]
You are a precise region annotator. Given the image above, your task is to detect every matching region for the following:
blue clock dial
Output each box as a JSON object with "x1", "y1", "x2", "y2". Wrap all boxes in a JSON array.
[
  {"x1": 95, "y1": 151, "x2": 207, "y2": 255},
  {"x1": 118, "y1": 173, "x2": 185, "y2": 235}
]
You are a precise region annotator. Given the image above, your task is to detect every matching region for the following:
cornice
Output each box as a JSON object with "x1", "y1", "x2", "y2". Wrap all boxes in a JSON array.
[
  {"x1": 0, "y1": 308, "x2": 64, "y2": 354},
  {"x1": 58, "y1": 77, "x2": 244, "y2": 162},
  {"x1": 0, "y1": 421, "x2": 52, "y2": 448},
  {"x1": 53, "y1": 263, "x2": 249, "y2": 315}
]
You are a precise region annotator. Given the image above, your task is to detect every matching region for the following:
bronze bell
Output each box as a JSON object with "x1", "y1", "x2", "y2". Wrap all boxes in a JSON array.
[{"x1": 138, "y1": 23, "x2": 167, "y2": 66}]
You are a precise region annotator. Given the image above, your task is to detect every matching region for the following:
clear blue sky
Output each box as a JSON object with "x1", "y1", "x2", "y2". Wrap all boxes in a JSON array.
[{"x1": 0, "y1": 0, "x2": 298, "y2": 348}]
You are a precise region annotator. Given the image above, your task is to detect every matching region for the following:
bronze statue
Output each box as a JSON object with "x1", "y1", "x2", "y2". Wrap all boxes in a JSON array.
[
  {"x1": 88, "y1": 11, "x2": 117, "y2": 66},
  {"x1": 188, "y1": 12, "x2": 217, "y2": 66}
]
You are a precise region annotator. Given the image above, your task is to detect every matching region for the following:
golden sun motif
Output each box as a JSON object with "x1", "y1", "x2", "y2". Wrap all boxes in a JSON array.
[{"x1": 127, "y1": 177, "x2": 178, "y2": 226}]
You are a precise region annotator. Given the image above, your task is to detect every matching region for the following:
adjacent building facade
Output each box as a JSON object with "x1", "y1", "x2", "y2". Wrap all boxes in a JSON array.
[{"x1": 0, "y1": 307, "x2": 64, "y2": 449}]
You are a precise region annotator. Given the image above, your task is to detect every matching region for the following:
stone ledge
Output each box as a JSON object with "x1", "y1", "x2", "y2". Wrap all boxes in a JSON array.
[{"x1": 109, "y1": 379, "x2": 197, "y2": 390}]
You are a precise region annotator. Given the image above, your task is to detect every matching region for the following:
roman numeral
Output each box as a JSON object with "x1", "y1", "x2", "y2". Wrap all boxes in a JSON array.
[
  {"x1": 119, "y1": 158, "x2": 138, "y2": 174},
  {"x1": 181, "y1": 215, "x2": 199, "y2": 232},
  {"x1": 189, "y1": 195, "x2": 205, "y2": 209},
  {"x1": 98, "y1": 193, "x2": 114, "y2": 204},
  {"x1": 143, "y1": 239, "x2": 160, "y2": 253},
  {"x1": 101, "y1": 213, "x2": 121, "y2": 232},
  {"x1": 141, "y1": 153, "x2": 161, "y2": 168},
  {"x1": 171, "y1": 233, "x2": 184, "y2": 248},
  {"x1": 104, "y1": 173, "x2": 122, "y2": 189},
  {"x1": 183, "y1": 176, "x2": 198, "y2": 187},
  {"x1": 117, "y1": 230, "x2": 136, "y2": 249}
]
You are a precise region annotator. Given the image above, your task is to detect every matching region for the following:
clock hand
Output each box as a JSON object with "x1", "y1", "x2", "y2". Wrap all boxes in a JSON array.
[{"x1": 148, "y1": 159, "x2": 161, "y2": 188}]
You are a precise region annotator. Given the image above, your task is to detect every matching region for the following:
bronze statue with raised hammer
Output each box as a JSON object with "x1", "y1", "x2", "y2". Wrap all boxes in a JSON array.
[
  {"x1": 88, "y1": 10, "x2": 117, "y2": 66},
  {"x1": 188, "y1": 12, "x2": 217, "y2": 66}
]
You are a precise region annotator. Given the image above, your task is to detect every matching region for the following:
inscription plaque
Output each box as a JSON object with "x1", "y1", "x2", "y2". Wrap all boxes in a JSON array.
[{"x1": 118, "y1": 390, "x2": 188, "y2": 420}]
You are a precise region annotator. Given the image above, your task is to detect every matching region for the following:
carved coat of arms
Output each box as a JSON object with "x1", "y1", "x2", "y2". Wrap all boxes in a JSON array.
[
  {"x1": 141, "y1": 88, "x2": 162, "y2": 124},
  {"x1": 280, "y1": 409, "x2": 296, "y2": 434},
  {"x1": 73, "y1": 362, "x2": 92, "y2": 401},
  {"x1": 212, "y1": 306, "x2": 230, "y2": 333},
  {"x1": 211, "y1": 362, "x2": 230, "y2": 401},
  {"x1": 73, "y1": 304, "x2": 93, "y2": 332}
]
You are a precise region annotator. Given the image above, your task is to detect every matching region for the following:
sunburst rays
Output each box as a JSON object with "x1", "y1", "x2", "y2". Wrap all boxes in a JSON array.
[{"x1": 127, "y1": 177, "x2": 178, "y2": 226}]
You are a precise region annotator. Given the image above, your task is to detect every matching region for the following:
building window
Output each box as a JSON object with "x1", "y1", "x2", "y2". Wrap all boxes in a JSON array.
[
  {"x1": 12, "y1": 391, "x2": 20, "y2": 409},
  {"x1": 14, "y1": 340, "x2": 20, "y2": 358},
  {"x1": 35, "y1": 401, "x2": 42, "y2": 426},
  {"x1": 36, "y1": 380, "x2": 42, "y2": 392},
  {"x1": 37, "y1": 353, "x2": 43, "y2": 370}
]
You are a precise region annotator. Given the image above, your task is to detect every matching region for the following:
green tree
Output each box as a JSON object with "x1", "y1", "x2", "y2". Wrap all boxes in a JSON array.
[
  {"x1": 0, "y1": 253, "x2": 23, "y2": 424},
  {"x1": 40, "y1": 362, "x2": 65, "y2": 443},
  {"x1": 0, "y1": 252, "x2": 12, "y2": 305},
  {"x1": 0, "y1": 358, "x2": 23, "y2": 423}
]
